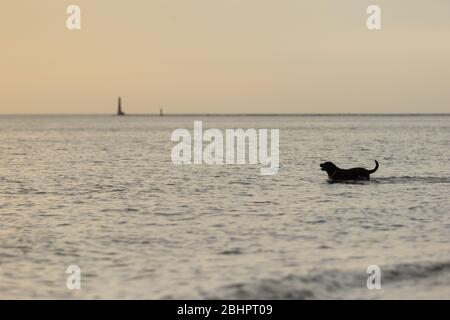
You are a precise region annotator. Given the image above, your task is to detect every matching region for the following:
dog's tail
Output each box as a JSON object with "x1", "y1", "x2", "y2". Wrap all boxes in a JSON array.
[{"x1": 368, "y1": 160, "x2": 379, "y2": 174}]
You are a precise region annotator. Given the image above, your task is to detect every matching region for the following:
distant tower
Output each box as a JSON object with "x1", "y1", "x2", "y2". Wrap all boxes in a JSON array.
[
  {"x1": 160, "y1": 108, "x2": 163, "y2": 116},
  {"x1": 117, "y1": 97, "x2": 125, "y2": 116}
]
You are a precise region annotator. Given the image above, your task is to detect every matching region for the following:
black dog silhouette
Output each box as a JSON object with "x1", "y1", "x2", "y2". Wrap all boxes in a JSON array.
[{"x1": 320, "y1": 161, "x2": 379, "y2": 181}]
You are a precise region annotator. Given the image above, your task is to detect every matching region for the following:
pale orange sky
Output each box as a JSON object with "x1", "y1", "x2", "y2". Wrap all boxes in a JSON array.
[{"x1": 1, "y1": 0, "x2": 450, "y2": 114}]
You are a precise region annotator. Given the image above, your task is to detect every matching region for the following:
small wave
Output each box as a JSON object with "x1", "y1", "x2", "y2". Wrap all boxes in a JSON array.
[
  {"x1": 99, "y1": 208, "x2": 139, "y2": 213},
  {"x1": 208, "y1": 260, "x2": 450, "y2": 299},
  {"x1": 375, "y1": 176, "x2": 450, "y2": 184},
  {"x1": 219, "y1": 249, "x2": 243, "y2": 256},
  {"x1": 326, "y1": 179, "x2": 371, "y2": 185},
  {"x1": 229, "y1": 181, "x2": 253, "y2": 185},
  {"x1": 326, "y1": 176, "x2": 450, "y2": 185}
]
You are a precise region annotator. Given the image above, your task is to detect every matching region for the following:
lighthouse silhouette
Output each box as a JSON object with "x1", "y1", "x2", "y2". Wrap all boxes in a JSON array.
[{"x1": 117, "y1": 97, "x2": 125, "y2": 116}]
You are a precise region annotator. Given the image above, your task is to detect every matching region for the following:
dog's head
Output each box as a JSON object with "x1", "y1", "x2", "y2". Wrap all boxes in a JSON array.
[{"x1": 320, "y1": 161, "x2": 337, "y2": 174}]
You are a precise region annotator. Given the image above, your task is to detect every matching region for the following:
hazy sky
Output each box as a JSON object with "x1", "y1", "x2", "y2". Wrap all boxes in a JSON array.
[{"x1": 1, "y1": 0, "x2": 450, "y2": 114}]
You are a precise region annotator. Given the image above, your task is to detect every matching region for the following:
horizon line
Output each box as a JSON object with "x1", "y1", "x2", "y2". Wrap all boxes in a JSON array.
[{"x1": 1, "y1": 112, "x2": 450, "y2": 116}]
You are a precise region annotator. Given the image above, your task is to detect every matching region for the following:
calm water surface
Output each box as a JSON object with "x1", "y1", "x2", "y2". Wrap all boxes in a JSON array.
[{"x1": 0, "y1": 115, "x2": 449, "y2": 299}]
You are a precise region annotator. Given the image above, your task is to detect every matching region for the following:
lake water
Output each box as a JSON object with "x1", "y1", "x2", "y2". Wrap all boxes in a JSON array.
[{"x1": 0, "y1": 115, "x2": 449, "y2": 299}]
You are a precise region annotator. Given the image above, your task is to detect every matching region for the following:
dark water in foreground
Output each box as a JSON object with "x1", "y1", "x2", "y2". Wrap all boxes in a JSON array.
[{"x1": 0, "y1": 115, "x2": 449, "y2": 299}]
